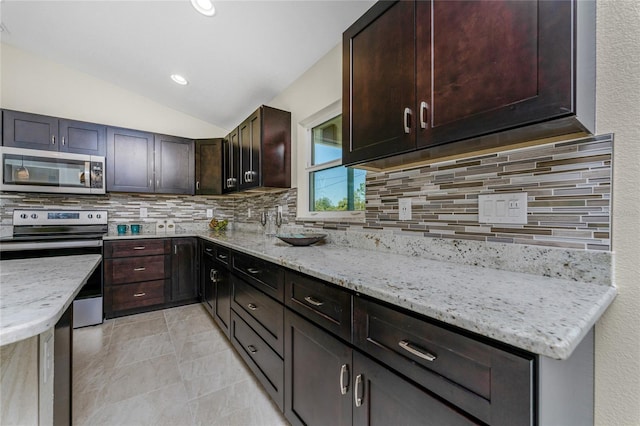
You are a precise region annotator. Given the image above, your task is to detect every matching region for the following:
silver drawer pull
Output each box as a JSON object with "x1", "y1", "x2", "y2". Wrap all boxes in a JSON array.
[
  {"x1": 205, "y1": 248, "x2": 213, "y2": 252},
  {"x1": 247, "y1": 303, "x2": 258, "y2": 311},
  {"x1": 340, "y1": 364, "x2": 349, "y2": 395},
  {"x1": 246, "y1": 268, "x2": 261, "y2": 275},
  {"x1": 354, "y1": 374, "x2": 363, "y2": 407},
  {"x1": 218, "y1": 254, "x2": 228, "y2": 260},
  {"x1": 398, "y1": 340, "x2": 437, "y2": 362},
  {"x1": 134, "y1": 267, "x2": 146, "y2": 271},
  {"x1": 133, "y1": 292, "x2": 146, "y2": 297},
  {"x1": 133, "y1": 246, "x2": 146, "y2": 250},
  {"x1": 304, "y1": 296, "x2": 324, "y2": 307},
  {"x1": 247, "y1": 345, "x2": 258, "y2": 354}
]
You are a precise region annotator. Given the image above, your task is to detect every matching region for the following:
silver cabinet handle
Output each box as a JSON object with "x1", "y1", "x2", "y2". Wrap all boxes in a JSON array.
[
  {"x1": 134, "y1": 267, "x2": 146, "y2": 271},
  {"x1": 354, "y1": 374, "x2": 363, "y2": 407},
  {"x1": 133, "y1": 292, "x2": 146, "y2": 297},
  {"x1": 174, "y1": 245, "x2": 177, "y2": 255},
  {"x1": 62, "y1": 136, "x2": 66, "y2": 146},
  {"x1": 398, "y1": 340, "x2": 437, "y2": 362},
  {"x1": 196, "y1": 181, "x2": 200, "y2": 190},
  {"x1": 304, "y1": 296, "x2": 324, "y2": 307},
  {"x1": 247, "y1": 345, "x2": 258, "y2": 354},
  {"x1": 149, "y1": 179, "x2": 153, "y2": 187},
  {"x1": 133, "y1": 246, "x2": 146, "y2": 250},
  {"x1": 247, "y1": 303, "x2": 258, "y2": 311},
  {"x1": 340, "y1": 364, "x2": 349, "y2": 395},
  {"x1": 420, "y1": 101, "x2": 429, "y2": 129},
  {"x1": 51, "y1": 135, "x2": 56, "y2": 145},
  {"x1": 210, "y1": 269, "x2": 218, "y2": 282},
  {"x1": 246, "y1": 267, "x2": 261, "y2": 275},
  {"x1": 156, "y1": 180, "x2": 160, "y2": 187},
  {"x1": 218, "y1": 254, "x2": 228, "y2": 260},
  {"x1": 403, "y1": 107, "x2": 412, "y2": 134}
]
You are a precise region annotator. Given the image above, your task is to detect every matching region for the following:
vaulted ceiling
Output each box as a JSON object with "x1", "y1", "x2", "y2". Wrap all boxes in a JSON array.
[{"x1": 0, "y1": 0, "x2": 375, "y2": 130}]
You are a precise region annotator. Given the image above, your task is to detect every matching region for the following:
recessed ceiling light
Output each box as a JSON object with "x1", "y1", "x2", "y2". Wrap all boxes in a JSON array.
[
  {"x1": 171, "y1": 74, "x2": 189, "y2": 85},
  {"x1": 191, "y1": 0, "x2": 216, "y2": 17}
]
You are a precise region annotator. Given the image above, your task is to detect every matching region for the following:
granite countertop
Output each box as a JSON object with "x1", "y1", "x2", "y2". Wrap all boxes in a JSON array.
[
  {"x1": 199, "y1": 231, "x2": 615, "y2": 360},
  {"x1": 107, "y1": 230, "x2": 617, "y2": 359},
  {"x1": 0, "y1": 254, "x2": 101, "y2": 346}
]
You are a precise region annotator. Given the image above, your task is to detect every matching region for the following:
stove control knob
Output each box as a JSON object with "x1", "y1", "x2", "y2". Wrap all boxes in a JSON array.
[
  {"x1": 96, "y1": 214, "x2": 102, "y2": 219},
  {"x1": 20, "y1": 213, "x2": 28, "y2": 219},
  {"x1": 88, "y1": 214, "x2": 93, "y2": 219},
  {"x1": 30, "y1": 213, "x2": 38, "y2": 219}
]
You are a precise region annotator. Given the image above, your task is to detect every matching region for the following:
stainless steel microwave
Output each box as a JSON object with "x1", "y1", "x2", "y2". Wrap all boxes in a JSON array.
[{"x1": 0, "y1": 146, "x2": 105, "y2": 194}]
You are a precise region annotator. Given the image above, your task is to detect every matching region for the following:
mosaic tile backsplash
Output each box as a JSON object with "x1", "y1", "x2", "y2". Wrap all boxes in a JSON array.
[
  {"x1": 1, "y1": 134, "x2": 612, "y2": 252},
  {"x1": 298, "y1": 134, "x2": 613, "y2": 251}
]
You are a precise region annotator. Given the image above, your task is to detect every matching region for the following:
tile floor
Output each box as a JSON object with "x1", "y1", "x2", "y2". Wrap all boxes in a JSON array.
[{"x1": 73, "y1": 303, "x2": 289, "y2": 426}]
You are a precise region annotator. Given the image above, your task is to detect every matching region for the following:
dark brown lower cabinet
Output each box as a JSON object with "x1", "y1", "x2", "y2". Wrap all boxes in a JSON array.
[
  {"x1": 200, "y1": 241, "x2": 232, "y2": 336},
  {"x1": 54, "y1": 303, "x2": 73, "y2": 426},
  {"x1": 170, "y1": 238, "x2": 198, "y2": 303},
  {"x1": 284, "y1": 310, "x2": 478, "y2": 426},
  {"x1": 230, "y1": 311, "x2": 284, "y2": 410},
  {"x1": 284, "y1": 310, "x2": 352, "y2": 426}
]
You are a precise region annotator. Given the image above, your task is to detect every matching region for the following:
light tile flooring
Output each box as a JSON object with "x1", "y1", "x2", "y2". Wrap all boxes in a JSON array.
[{"x1": 73, "y1": 303, "x2": 289, "y2": 426}]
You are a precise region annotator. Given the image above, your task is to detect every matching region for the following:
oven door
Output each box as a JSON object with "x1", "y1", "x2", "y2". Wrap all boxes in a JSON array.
[{"x1": 0, "y1": 146, "x2": 105, "y2": 194}]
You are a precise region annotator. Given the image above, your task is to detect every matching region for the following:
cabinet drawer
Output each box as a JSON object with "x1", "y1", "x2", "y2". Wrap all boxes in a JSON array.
[
  {"x1": 201, "y1": 241, "x2": 230, "y2": 268},
  {"x1": 353, "y1": 297, "x2": 533, "y2": 425},
  {"x1": 109, "y1": 280, "x2": 165, "y2": 311},
  {"x1": 232, "y1": 251, "x2": 284, "y2": 301},
  {"x1": 285, "y1": 270, "x2": 352, "y2": 342},
  {"x1": 104, "y1": 239, "x2": 169, "y2": 258},
  {"x1": 231, "y1": 312, "x2": 284, "y2": 410},
  {"x1": 232, "y1": 277, "x2": 284, "y2": 357},
  {"x1": 105, "y1": 255, "x2": 168, "y2": 284}
]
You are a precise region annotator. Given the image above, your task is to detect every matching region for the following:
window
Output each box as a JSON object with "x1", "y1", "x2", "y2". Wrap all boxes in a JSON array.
[{"x1": 298, "y1": 102, "x2": 366, "y2": 220}]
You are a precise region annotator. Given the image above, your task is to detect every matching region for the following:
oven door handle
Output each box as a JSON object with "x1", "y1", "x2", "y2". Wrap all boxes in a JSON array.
[{"x1": 0, "y1": 239, "x2": 103, "y2": 251}]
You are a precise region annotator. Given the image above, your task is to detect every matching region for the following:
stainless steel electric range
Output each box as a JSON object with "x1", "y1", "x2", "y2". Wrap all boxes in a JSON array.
[{"x1": 0, "y1": 209, "x2": 108, "y2": 328}]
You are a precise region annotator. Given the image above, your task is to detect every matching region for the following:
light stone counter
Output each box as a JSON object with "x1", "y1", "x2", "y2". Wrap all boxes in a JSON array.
[
  {"x1": 0, "y1": 254, "x2": 101, "y2": 346},
  {"x1": 104, "y1": 231, "x2": 616, "y2": 360},
  {"x1": 198, "y1": 231, "x2": 615, "y2": 360}
]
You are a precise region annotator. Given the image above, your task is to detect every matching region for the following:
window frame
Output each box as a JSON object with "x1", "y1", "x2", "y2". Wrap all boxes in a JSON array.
[{"x1": 297, "y1": 101, "x2": 365, "y2": 222}]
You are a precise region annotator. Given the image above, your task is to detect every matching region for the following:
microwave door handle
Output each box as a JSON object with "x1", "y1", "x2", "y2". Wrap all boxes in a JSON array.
[{"x1": 84, "y1": 161, "x2": 91, "y2": 187}]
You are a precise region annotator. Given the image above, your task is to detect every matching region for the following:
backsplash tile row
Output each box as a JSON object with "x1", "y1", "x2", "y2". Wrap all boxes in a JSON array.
[{"x1": 298, "y1": 134, "x2": 613, "y2": 251}]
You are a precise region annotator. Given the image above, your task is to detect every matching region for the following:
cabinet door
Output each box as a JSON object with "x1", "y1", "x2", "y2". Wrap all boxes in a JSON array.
[
  {"x1": 2, "y1": 110, "x2": 59, "y2": 151},
  {"x1": 342, "y1": 1, "x2": 416, "y2": 166},
  {"x1": 201, "y1": 245, "x2": 216, "y2": 317},
  {"x1": 59, "y1": 119, "x2": 106, "y2": 156},
  {"x1": 213, "y1": 261, "x2": 231, "y2": 337},
  {"x1": 154, "y1": 134, "x2": 194, "y2": 195},
  {"x1": 238, "y1": 109, "x2": 261, "y2": 190},
  {"x1": 261, "y1": 106, "x2": 291, "y2": 188},
  {"x1": 106, "y1": 127, "x2": 154, "y2": 193},
  {"x1": 284, "y1": 310, "x2": 352, "y2": 426},
  {"x1": 223, "y1": 129, "x2": 239, "y2": 193},
  {"x1": 195, "y1": 138, "x2": 223, "y2": 195},
  {"x1": 352, "y1": 351, "x2": 480, "y2": 426},
  {"x1": 170, "y1": 238, "x2": 198, "y2": 302},
  {"x1": 420, "y1": 0, "x2": 573, "y2": 147}
]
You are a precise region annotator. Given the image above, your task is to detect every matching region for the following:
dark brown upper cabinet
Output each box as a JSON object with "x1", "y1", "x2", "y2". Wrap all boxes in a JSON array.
[
  {"x1": 223, "y1": 128, "x2": 240, "y2": 193},
  {"x1": 2, "y1": 109, "x2": 106, "y2": 156},
  {"x1": 343, "y1": 0, "x2": 595, "y2": 169},
  {"x1": 154, "y1": 134, "x2": 194, "y2": 194},
  {"x1": 106, "y1": 127, "x2": 194, "y2": 194},
  {"x1": 225, "y1": 105, "x2": 291, "y2": 193},
  {"x1": 195, "y1": 138, "x2": 223, "y2": 195}
]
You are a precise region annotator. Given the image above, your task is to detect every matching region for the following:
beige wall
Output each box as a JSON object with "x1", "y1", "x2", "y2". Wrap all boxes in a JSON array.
[
  {"x1": 0, "y1": 43, "x2": 227, "y2": 138},
  {"x1": 594, "y1": 1, "x2": 640, "y2": 425}
]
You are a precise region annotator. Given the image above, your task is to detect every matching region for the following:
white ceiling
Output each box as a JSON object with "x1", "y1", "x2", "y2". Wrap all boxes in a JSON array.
[{"x1": 0, "y1": 0, "x2": 374, "y2": 130}]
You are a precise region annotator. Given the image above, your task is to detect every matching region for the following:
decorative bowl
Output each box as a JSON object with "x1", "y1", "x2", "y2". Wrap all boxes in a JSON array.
[{"x1": 276, "y1": 233, "x2": 327, "y2": 246}]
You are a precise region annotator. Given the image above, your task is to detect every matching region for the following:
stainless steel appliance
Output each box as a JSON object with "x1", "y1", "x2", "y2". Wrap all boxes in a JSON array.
[
  {"x1": 0, "y1": 209, "x2": 108, "y2": 328},
  {"x1": 0, "y1": 146, "x2": 105, "y2": 194}
]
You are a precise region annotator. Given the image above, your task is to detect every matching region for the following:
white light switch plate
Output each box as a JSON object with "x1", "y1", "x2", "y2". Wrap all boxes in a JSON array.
[{"x1": 478, "y1": 192, "x2": 528, "y2": 224}]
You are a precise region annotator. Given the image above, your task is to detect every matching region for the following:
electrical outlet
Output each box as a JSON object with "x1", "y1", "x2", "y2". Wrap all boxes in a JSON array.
[
  {"x1": 399, "y1": 198, "x2": 412, "y2": 220},
  {"x1": 478, "y1": 192, "x2": 528, "y2": 224},
  {"x1": 277, "y1": 205, "x2": 283, "y2": 214},
  {"x1": 206, "y1": 209, "x2": 214, "y2": 218},
  {"x1": 140, "y1": 207, "x2": 148, "y2": 218}
]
